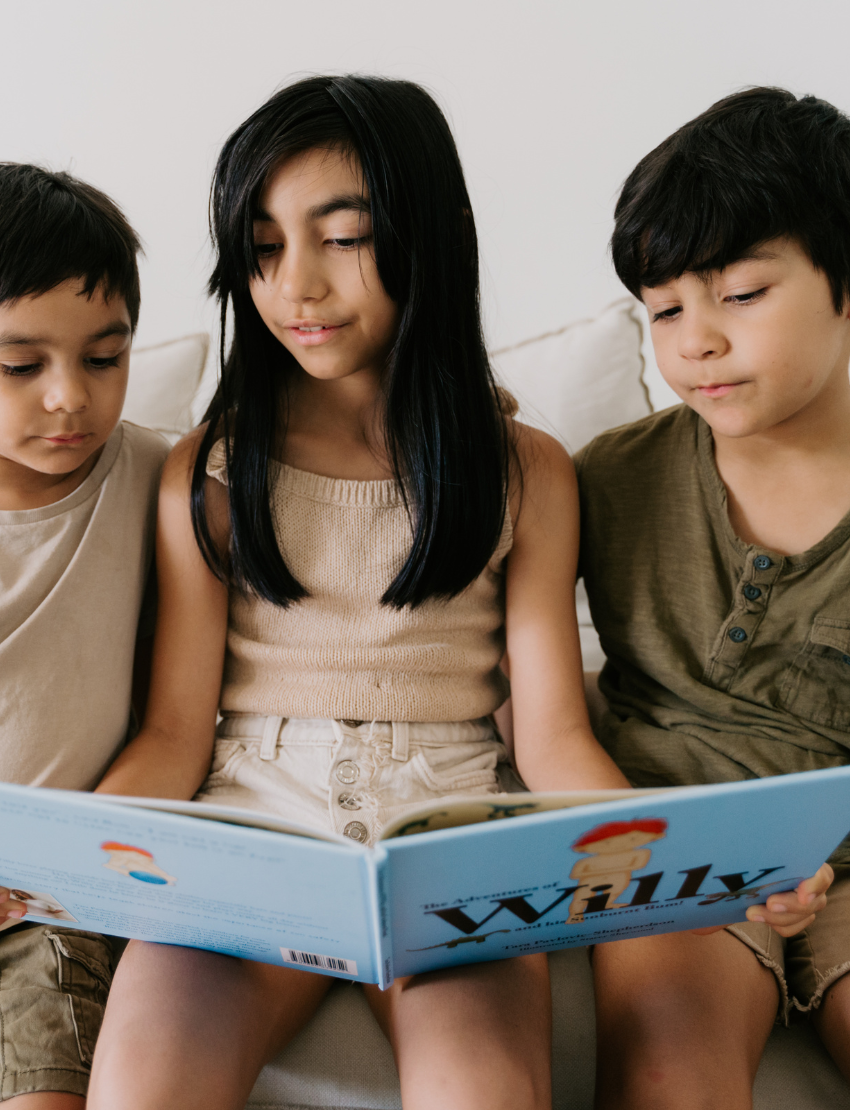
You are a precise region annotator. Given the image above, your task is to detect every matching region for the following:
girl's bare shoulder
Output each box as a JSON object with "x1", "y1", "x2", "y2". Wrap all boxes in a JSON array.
[{"x1": 508, "y1": 419, "x2": 577, "y2": 529}]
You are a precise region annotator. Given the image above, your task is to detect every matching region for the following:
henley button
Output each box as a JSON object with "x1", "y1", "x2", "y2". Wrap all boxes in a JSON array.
[
  {"x1": 743, "y1": 585, "x2": 762, "y2": 601},
  {"x1": 728, "y1": 626, "x2": 747, "y2": 643},
  {"x1": 343, "y1": 821, "x2": 369, "y2": 842},
  {"x1": 753, "y1": 555, "x2": 772, "y2": 570},
  {"x1": 336, "y1": 761, "x2": 359, "y2": 784},
  {"x1": 338, "y1": 793, "x2": 361, "y2": 811}
]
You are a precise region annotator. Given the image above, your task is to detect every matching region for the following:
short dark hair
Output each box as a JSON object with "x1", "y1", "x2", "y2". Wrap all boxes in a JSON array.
[
  {"x1": 194, "y1": 75, "x2": 509, "y2": 609},
  {"x1": 611, "y1": 87, "x2": 850, "y2": 312},
  {"x1": 0, "y1": 164, "x2": 141, "y2": 329}
]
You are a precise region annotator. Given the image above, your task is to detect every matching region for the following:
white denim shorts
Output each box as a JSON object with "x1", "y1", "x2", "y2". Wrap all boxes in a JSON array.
[{"x1": 195, "y1": 716, "x2": 508, "y2": 845}]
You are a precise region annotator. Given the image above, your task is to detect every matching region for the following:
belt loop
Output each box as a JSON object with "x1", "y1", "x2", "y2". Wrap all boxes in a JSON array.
[
  {"x1": 391, "y1": 721, "x2": 410, "y2": 762},
  {"x1": 260, "y1": 716, "x2": 285, "y2": 761}
]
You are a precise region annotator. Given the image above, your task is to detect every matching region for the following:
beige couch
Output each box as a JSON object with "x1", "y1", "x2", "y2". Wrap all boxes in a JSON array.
[{"x1": 124, "y1": 300, "x2": 850, "y2": 1108}]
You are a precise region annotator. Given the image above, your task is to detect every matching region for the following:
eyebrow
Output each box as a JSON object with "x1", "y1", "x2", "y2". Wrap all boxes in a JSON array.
[
  {"x1": 728, "y1": 245, "x2": 781, "y2": 265},
  {"x1": 254, "y1": 193, "x2": 372, "y2": 224},
  {"x1": 0, "y1": 321, "x2": 132, "y2": 348}
]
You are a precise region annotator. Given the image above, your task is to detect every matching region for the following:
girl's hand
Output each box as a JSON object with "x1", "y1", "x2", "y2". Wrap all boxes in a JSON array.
[
  {"x1": 744, "y1": 861, "x2": 833, "y2": 937},
  {"x1": 0, "y1": 888, "x2": 27, "y2": 924},
  {"x1": 691, "y1": 862, "x2": 834, "y2": 937}
]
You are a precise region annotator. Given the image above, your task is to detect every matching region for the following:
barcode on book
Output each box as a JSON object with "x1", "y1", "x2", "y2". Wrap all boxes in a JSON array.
[{"x1": 282, "y1": 948, "x2": 358, "y2": 975}]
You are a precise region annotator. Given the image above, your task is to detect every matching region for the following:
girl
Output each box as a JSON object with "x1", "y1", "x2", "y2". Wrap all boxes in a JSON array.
[{"x1": 87, "y1": 75, "x2": 629, "y2": 1110}]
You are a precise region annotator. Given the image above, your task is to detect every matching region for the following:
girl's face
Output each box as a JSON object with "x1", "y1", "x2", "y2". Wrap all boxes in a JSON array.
[{"x1": 250, "y1": 147, "x2": 399, "y2": 385}]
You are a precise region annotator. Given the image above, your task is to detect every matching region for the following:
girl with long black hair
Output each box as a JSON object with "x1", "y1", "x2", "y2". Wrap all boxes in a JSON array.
[{"x1": 88, "y1": 75, "x2": 628, "y2": 1110}]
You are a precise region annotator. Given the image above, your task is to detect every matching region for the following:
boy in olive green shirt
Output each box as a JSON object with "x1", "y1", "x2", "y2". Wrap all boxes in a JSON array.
[{"x1": 577, "y1": 88, "x2": 850, "y2": 1106}]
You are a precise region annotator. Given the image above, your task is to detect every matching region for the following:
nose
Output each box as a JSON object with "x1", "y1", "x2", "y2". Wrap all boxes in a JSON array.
[
  {"x1": 274, "y1": 242, "x2": 328, "y2": 305},
  {"x1": 42, "y1": 366, "x2": 90, "y2": 414},
  {"x1": 677, "y1": 309, "x2": 728, "y2": 361}
]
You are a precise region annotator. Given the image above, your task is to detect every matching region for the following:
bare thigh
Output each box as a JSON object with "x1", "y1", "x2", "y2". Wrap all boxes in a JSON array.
[
  {"x1": 593, "y1": 929, "x2": 779, "y2": 1110},
  {"x1": 364, "y1": 953, "x2": 552, "y2": 1110},
  {"x1": 87, "y1": 940, "x2": 331, "y2": 1110},
  {"x1": 813, "y1": 970, "x2": 850, "y2": 1082}
]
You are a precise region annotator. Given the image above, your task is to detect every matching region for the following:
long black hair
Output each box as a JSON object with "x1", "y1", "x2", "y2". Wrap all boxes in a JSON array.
[
  {"x1": 192, "y1": 75, "x2": 509, "y2": 608},
  {"x1": 612, "y1": 87, "x2": 850, "y2": 312}
]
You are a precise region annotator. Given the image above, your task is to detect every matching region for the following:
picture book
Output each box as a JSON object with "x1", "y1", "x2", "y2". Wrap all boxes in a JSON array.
[{"x1": 2, "y1": 767, "x2": 849, "y2": 988}]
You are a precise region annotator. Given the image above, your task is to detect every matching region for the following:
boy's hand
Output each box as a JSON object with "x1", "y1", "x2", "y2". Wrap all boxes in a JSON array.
[
  {"x1": 744, "y1": 862, "x2": 833, "y2": 937},
  {"x1": 0, "y1": 888, "x2": 27, "y2": 924},
  {"x1": 690, "y1": 862, "x2": 833, "y2": 938}
]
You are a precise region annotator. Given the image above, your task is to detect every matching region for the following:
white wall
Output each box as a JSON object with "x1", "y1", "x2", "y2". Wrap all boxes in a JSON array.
[{"x1": 3, "y1": 0, "x2": 849, "y2": 409}]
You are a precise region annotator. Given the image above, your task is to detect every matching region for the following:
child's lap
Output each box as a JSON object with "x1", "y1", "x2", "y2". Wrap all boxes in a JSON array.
[
  {"x1": 728, "y1": 863, "x2": 850, "y2": 1020},
  {"x1": 0, "y1": 924, "x2": 119, "y2": 1101},
  {"x1": 197, "y1": 715, "x2": 506, "y2": 845}
]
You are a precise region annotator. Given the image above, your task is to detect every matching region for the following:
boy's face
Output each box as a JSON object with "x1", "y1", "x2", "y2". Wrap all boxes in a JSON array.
[
  {"x1": 0, "y1": 279, "x2": 131, "y2": 495},
  {"x1": 642, "y1": 238, "x2": 850, "y2": 440}
]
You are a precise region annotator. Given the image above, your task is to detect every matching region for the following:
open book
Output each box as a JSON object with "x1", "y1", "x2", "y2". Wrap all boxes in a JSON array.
[{"x1": 2, "y1": 767, "x2": 849, "y2": 987}]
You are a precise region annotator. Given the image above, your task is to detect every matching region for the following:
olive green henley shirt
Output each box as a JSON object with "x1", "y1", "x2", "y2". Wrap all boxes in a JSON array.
[{"x1": 576, "y1": 405, "x2": 850, "y2": 861}]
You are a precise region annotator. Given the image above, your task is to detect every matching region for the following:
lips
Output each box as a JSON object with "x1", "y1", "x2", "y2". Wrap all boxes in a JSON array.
[
  {"x1": 286, "y1": 321, "x2": 346, "y2": 347},
  {"x1": 695, "y1": 383, "x2": 742, "y2": 399},
  {"x1": 43, "y1": 433, "x2": 90, "y2": 445}
]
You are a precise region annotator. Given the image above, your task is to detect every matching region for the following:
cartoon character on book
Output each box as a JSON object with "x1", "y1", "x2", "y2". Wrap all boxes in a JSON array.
[
  {"x1": 567, "y1": 818, "x2": 667, "y2": 923},
  {"x1": 100, "y1": 842, "x2": 176, "y2": 885}
]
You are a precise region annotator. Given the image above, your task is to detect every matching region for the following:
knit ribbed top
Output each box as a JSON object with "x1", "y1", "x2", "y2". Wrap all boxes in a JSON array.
[{"x1": 207, "y1": 440, "x2": 512, "y2": 722}]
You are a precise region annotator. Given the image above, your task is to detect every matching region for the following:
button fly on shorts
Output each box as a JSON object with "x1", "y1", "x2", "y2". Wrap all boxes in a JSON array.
[
  {"x1": 336, "y1": 760, "x2": 359, "y2": 784},
  {"x1": 337, "y1": 792, "x2": 362, "y2": 810},
  {"x1": 343, "y1": 821, "x2": 369, "y2": 842}
]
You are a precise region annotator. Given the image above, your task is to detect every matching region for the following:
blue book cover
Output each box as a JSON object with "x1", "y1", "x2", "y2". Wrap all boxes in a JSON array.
[{"x1": 1, "y1": 768, "x2": 849, "y2": 988}]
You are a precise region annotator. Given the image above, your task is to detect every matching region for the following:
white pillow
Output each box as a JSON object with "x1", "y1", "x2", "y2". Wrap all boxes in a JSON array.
[
  {"x1": 122, "y1": 333, "x2": 210, "y2": 443},
  {"x1": 490, "y1": 297, "x2": 652, "y2": 453}
]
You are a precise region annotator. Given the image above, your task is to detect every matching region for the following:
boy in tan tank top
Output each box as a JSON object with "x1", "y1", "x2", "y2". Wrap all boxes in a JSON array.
[
  {"x1": 577, "y1": 88, "x2": 850, "y2": 1107},
  {"x1": 0, "y1": 165, "x2": 168, "y2": 1108}
]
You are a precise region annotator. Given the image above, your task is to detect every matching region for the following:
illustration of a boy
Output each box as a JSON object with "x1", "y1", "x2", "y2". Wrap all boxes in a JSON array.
[
  {"x1": 567, "y1": 818, "x2": 666, "y2": 922},
  {"x1": 100, "y1": 843, "x2": 176, "y2": 885},
  {"x1": 0, "y1": 165, "x2": 168, "y2": 1108},
  {"x1": 577, "y1": 88, "x2": 850, "y2": 1103}
]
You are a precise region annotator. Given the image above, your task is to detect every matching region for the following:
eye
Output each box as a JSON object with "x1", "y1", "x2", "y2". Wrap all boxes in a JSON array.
[
  {"x1": 254, "y1": 242, "x2": 282, "y2": 258},
  {"x1": 725, "y1": 287, "x2": 768, "y2": 305},
  {"x1": 0, "y1": 362, "x2": 40, "y2": 377},
  {"x1": 650, "y1": 305, "x2": 682, "y2": 323},
  {"x1": 328, "y1": 234, "x2": 372, "y2": 251},
  {"x1": 86, "y1": 356, "x2": 120, "y2": 370}
]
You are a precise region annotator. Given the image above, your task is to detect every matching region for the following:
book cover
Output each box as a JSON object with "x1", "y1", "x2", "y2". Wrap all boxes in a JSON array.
[{"x1": 1, "y1": 767, "x2": 848, "y2": 987}]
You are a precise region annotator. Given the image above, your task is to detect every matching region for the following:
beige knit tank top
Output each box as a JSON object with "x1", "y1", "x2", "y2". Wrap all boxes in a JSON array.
[{"x1": 207, "y1": 441, "x2": 512, "y2": 722}]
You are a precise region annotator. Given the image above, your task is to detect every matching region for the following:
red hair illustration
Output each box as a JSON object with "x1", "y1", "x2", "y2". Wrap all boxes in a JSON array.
[
  {"x1": 100, "y1": 842, "x2": 154, "y2": 857},
  {"x1": 572, "y1": 818, "x2": 667, "y2": 850}
]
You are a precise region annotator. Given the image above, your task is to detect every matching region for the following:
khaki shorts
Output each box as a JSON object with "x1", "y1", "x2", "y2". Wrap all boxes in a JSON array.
[
  {"x1": 728, "y1": 864, "x2": 850, "y2": 1022},
  {"x1": 0, "y1": 924, "x2": 119, "y2": 1101},
  {"x1": 197, "y1": 716, "x2": 507, "y2": 846}
]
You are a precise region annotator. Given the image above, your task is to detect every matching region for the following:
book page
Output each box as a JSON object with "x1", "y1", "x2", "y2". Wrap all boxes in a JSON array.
[{"x1": 379, "y1": 788, "x2": 673, "y2": 840}]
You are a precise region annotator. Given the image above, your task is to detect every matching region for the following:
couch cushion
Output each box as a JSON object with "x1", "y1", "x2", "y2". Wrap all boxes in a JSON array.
[
  {"x1": 489, "y1": 297, "x2": 651, "y2": 454},
  {"x1": 122, "y1": 333, "x2": 209, "y2": 444}
]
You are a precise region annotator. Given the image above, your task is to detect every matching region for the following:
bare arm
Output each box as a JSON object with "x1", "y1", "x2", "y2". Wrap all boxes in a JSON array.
[
  {"x1": 505, "y1": 425, "x2": 629, "y2": 792},
  {"x1": 96, "y1": 430, "x2": 229, "y2": 799}
]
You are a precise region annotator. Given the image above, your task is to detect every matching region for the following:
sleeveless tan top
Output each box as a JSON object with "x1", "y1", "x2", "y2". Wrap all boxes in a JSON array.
[{"x1": 207, "y1": 440, "x2": 512, "y2": 721}]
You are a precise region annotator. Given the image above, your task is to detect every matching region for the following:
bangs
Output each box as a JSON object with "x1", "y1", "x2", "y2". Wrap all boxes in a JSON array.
[
  {"x1": 610, "y1": 87, "x2": 850, "y2": 313},
  {"x1": 614, "y1": 146, "x2": 804, "y2": 296},
  {"x1": 0, "y1": 166, "x2": 141, "y2": 327}
]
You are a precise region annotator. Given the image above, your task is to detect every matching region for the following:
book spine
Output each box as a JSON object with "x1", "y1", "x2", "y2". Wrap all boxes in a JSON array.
[{"x1": 368, "y1": 848, "x2": 394, "y2": 988}]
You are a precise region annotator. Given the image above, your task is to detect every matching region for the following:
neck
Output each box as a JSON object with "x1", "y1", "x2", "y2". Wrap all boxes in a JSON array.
[
  {"x1": 0, "y1": 449, "x2": 102, "y2": 512},
  {"x1": 280, "y1": 365, "x2": 391, "y2": 480}
]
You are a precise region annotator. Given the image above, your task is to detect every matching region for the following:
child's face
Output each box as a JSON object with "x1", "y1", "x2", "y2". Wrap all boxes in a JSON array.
[
  {"x1": 642, "y1": 238, "x2": 850, "y2": 440},
  {"x1": 250, "y1": 146, "x2": 399, "y2": 387},
  {"x1": 0, "y1": 280, "x2": 130, "y2": 484}
]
